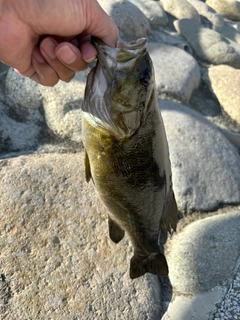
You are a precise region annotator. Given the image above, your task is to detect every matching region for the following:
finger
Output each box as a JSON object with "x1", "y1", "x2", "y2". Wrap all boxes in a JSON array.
[
  {"x1": 55, "y1": 42, "x2": 89, "y2": 71},
  {"x1": 15, "y1": 48, "x2": 59, "y2": 86},
  {"x1": 78, "y1": 35, "x2": 97, "y2": 63},
  {"x1": 40, "y1": 37, "x2": 76, "y2": 82},
  {"x1": 31, "y1": 47, "x2": 59, "y2": 86}
]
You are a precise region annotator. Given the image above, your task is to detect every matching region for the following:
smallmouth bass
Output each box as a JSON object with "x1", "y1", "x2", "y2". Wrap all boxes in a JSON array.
[{"x1": 82, "y1": 38, "x2": 178, "y2": 279}]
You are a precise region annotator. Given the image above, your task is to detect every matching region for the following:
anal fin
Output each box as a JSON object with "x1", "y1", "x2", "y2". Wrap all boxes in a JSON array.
[
  {"x1": 108, "y1": 216, "x2": 125, "y2": 244},
  {"x1": 130, "y1": 252, "x2": 169, "y2": 279},
  {"x1": 160, "y1": 189, "x2": 178, "y2": 234}
]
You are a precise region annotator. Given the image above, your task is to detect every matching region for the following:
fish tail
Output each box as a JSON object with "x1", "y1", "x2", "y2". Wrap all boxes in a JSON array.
[{"x1": 130, "y1": 252, "x2": 169, "y2": 279}]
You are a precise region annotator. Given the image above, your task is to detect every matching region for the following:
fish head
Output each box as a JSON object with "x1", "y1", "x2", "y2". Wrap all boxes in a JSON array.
[{"x1": 84, "y1": 38, "x2": 156, "y2": 139}]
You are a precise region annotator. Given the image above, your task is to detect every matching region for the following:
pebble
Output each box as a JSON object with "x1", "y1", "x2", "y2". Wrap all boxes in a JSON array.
[
  {"x1": 161, "y1": 100, "x2": 240, "y2": 213},
  {"x1": 148, "y1": 43, "x2": 200, "y2": 102},
  {"x1": 174, "y1": 18, "x2": 240, "y2": 68},
  {"x1": 160, "y1": 0, "x2": 200, "y2": 23},
  {"x1": 204, "y1": 65, "x2": 240, "y2": 125},
  {"x1": 206, "y1": 0, "x2": 240, "y2": 21}
]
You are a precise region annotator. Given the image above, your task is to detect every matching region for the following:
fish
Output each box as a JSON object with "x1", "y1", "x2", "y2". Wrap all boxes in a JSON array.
[{"x1": 81, "y1": 38, "x2": 178, "y2": 279}]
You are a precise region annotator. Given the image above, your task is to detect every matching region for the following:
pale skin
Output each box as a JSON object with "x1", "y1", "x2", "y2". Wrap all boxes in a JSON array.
[{"x1": 0, "y1": 0, "x2": 118, "y2": 86}]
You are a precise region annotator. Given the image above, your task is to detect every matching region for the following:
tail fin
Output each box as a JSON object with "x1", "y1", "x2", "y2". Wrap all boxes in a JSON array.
[{"x1": 130, "y1": 252, "x2": 169, "y2": 279}]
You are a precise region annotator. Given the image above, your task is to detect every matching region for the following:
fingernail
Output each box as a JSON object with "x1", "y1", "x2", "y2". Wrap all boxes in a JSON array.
[
  {"x1": 41, "y1": 38, "x2": 58, "y2": 59},
  {"x1": 84, "y1": 56, "x2": 96, "y2": 63},
  {"x1": 56, "y1": 46, "x2": 77, "y2": 64}
]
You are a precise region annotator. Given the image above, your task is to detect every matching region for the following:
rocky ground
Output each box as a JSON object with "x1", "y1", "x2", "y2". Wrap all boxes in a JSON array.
[{"x1": 0, "y1": 0, "x2": 240, "y2": 319}]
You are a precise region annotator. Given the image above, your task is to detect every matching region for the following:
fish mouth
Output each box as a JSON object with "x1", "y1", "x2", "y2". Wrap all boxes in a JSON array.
[{"x1": 92, "y1": 37, "x2": 148, "y2": 66}]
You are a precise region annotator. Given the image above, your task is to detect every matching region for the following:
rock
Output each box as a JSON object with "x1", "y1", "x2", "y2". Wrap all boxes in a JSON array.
[
  {"x1": 160, "y1": 101, "x2": 240, "y2": 213},
  {"x1": 150, "y1": 29, "x2": 192, "y2": 54},
  {"x1": 163, "y1": 210, "x2": 240, "y2": 319},
  {"x1": 4, "y1": 68, "x2": 87, "y2": 144},
  {"x1": 206, "y1": 0, "x2": 240, "y2": 21},
  {"x1": 39, "y1": 72, "x2": 87, "y2": 143},
  {"x1": 0, "y1": 152, "x2": 162, "y2": 319},
  {"x1": 187, "y1": 0, "x2": 224, "y2": 26},
  {"x1": 166, "y1": 211, "x2": 240, "y2": 293},
  {"x1": 128, "y1": 0, "x2": 168, "y2": 26},
  {"x1": 174, "y1": 19, "x2": 240, "y2": 68},
  {"x1": 160, "y1": 0, "x2": 200, "y2": 23},
  {"x1": 0, "y1": 100, "x2": 47, "y2": 155},
  {"x1": 204, "y1": 65, "x2": 240, "y2": 125},
  {"x1": 148, "y1": 43, "x2": 200, "y2": 103},
  {"x1": 0, "y1": 62, "x2": 9, "y2": 90},
  {"x1": 98, "y1": 0, "x2": 150, "y2": 40},
  {"x1": 5, "y1": 68, "x2": 42, "y2": 110},
  {"x1": 213, "y1": 23, "x2": 240, "y2": 45}
]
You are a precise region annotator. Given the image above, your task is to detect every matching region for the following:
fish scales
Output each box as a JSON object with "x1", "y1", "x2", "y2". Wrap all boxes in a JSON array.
[{"x1": 82, "y1": 38, "x2": 178, "y2": 279}]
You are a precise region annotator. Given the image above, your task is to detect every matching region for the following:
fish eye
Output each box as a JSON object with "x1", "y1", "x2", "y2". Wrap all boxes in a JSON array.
[{"x1": 139, "y1": 69, "x2": 151, "y2": 87}]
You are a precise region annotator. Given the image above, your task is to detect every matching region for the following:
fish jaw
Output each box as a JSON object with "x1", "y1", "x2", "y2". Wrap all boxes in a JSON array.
[{"x1": 82, "y1": 38, "x2": 156, "y2": 140}]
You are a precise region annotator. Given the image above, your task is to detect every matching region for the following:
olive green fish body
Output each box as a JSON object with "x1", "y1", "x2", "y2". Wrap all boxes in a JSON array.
[{"x1": 82, "y1": 38, "x2": 178, "y2": 279}]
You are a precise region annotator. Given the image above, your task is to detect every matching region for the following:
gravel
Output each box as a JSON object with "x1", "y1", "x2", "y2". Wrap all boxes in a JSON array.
[{"x1": 213, "y1": 257, "x2": 240, "y2": 320}]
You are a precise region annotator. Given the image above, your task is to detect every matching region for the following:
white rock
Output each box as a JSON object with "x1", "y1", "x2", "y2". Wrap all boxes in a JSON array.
[
  {"x1": 128, "y1": 0, "x2": 168, "y2": 26},
  {"x1": 160, "y1": 101, "x2": 240, "y2": 212},
  {"x1": 148, "y1": 42, "x2": 200, "y2": 102},
  {"x1": 166, "y1": 211, "x2": 240, "y2": 293},
  {"x1": 174, "y1": 19, "x2": 240, "y2": 68},
  {"x1": 187, "y1": 0, "x2": 224, "y2": 26},
  {"x1": 204, "y1": 65, "x2": 240, "y2": 125},
  {"x1": 160, "y1": 0, "x2": 200, "y2": 23},
  {"x1": 206, "y1": 0, "x2": 240, "y2": 21},
  {"x1": 99, "y1": 0, "x2": 150, "y2": 39}
]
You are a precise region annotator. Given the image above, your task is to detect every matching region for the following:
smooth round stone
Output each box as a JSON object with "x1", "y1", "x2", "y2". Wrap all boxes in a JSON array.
[
  {"x1": 160, "y1": 101, "x2": 240, "y2": 213},
  {"x1": 148, "y1": 43, "x2": 200, "y2": 103},
  {"x1": 161, "y1": 0, "x2": 200, "y2": 23},
  {"x1": 99, "y1": 0, "x2": 151, "y2": 39},
  {"x1": 205, "y1": 65, "x2": 240, "y2": 125},
  {"x1": 166, "y1": 211, "x2": 240, "y2": 293},
  {"x1": 128, "y1": 0, "x2": 168, "y2": 26},
  {"x1": 206, "y1": 0, "x2": 240, "y2": 21},
  {"x1": 174, "y1": 19, "x2": 240, "y2": 68}
]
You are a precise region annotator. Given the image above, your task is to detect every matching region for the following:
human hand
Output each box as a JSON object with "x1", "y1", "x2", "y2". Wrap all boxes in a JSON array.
[{"x1": 0, "y1": 0, "x2": 118, "y2": 86}]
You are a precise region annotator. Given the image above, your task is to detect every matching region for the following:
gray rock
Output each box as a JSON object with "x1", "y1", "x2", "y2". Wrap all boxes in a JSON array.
[
  {"x1": 0, "y1": 100, "x2": 46, "y2": 155},
  {"x1": 0, "y1": 62, "x2": 9, "y2": 89},
  {"x1": 160, "y1": 0, "x2": 200, "y2": 23},
  {"x1": 0, "y1": 152, "x2": 163, "y2": 320},
  {"x1": 160, "y1": 101, "x2": 240, "y2": 213},
  {"x1": 187, "y1": 0, "x2": 224, "y2": 26},
  {"x1": 148, "y1": 43, "x2": 200, "y2": 103},
  {"x1": 5, "y1": 68, "x2": 42, "y2": 109},
  {"x1": 213, "y1": 23, "x2": 240, "y2": 45},
  {"x1": 206, "y1": 0, "x2": 240, "y2": 21},
  {"x1": 204, "y1": 65, "x2": 240, "y2": 126},
  {"x1": 99, "y1": 0, "x2": 151, "y2": 40},
  {"x1": 165, "y1": 210, "x2": 240, "y2": 293},
  {"x1": 39, "y1": 72, "x2": 87, "y2": 143},
  {"x1": 128, "y1": 0, "x2": 168, "y2": 26},
  {"x1": 174, "y1": 18, "x2": 240, "y2": 68}
]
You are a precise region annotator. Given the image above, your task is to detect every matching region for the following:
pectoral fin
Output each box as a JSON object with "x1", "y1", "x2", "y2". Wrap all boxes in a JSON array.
[
  {"x1": 84, "y1": 151, "x2": 92, "y2": 183},
  {"x1": 108, "y1": 216, "x2": 125, "y2": 243},
  {"x1": 130, "y1": 252, "x2": 169, "y2": 279}
]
